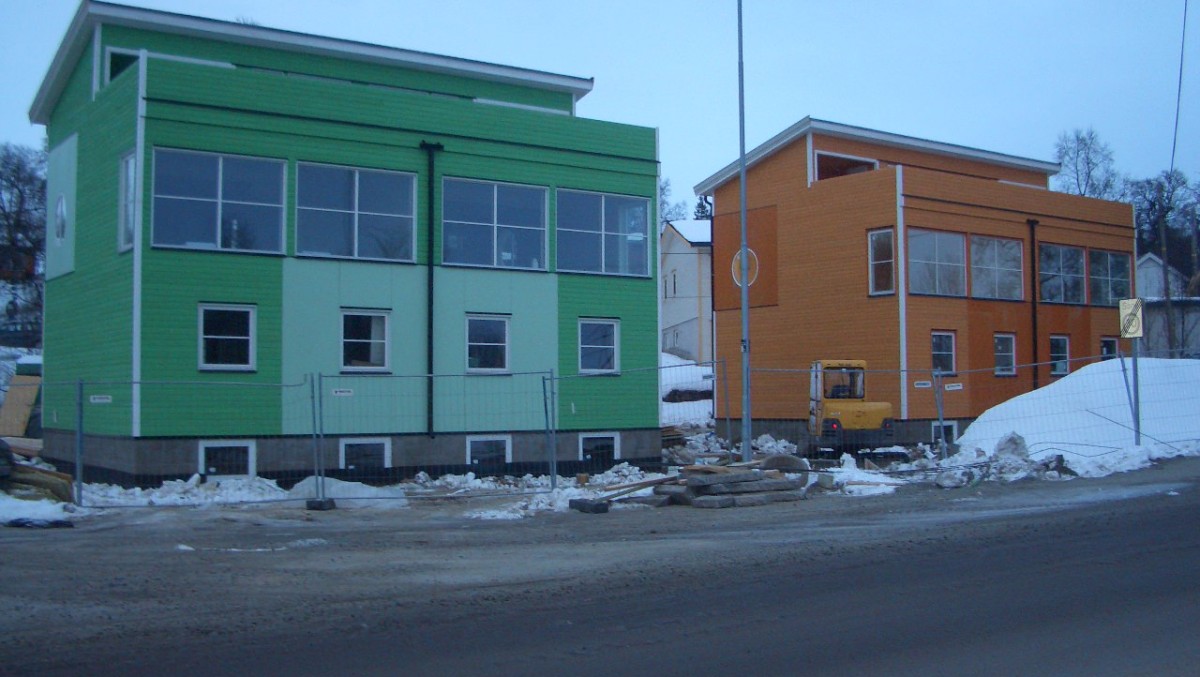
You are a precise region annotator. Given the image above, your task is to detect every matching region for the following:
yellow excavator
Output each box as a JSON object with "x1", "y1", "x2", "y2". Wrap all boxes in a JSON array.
[{"x1": 807, "y1": 360, "x2": 894, "y2": 454}]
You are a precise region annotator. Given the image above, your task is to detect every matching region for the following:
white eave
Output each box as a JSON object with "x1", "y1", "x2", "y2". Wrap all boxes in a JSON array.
[
  {"x1": 30, "y1": 0, "x2": 594, "y2": 124},
  {"x1": 693, "y1": 116, "x2": 1061, "y2": 196}
]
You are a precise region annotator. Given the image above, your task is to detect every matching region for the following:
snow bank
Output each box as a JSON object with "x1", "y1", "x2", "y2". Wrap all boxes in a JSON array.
[
  {"x1": 84, "y1": 474, "x2": 288, "y2": 507},
  {"x1": 660, "y1": 353, "x2": 715, "y2": 427},
  {"x1": 956, "y1": 358, "x2": 1200, "y2": 477}
]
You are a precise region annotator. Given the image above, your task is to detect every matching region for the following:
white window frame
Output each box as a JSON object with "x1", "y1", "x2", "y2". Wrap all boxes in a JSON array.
[
  {"x1": 993, "y1": 333, "x2": 1016, "y2": 376},
  {"x1": 466, "y1": 315, "x2": 510, "y2": 373},
  {"x1": 931, "y1": 331, "x2": 956, "y2": 376},
  {"x1": 1050, "y1": 335, "x2": 1070, "y2": 376},
  {"x1": 579, "y1": 318, "x2": 620, "y2": 374},
  {"x1": 197, "y1": 440, "x2": 256, "y2": 479},
  {"x1": 296, "y1": 162, "x2": 417, "y2": 262},
  {"x1": 341, "y1": 310, "x2": 390, "y2": 373},
  {"x1": 868, "y1": 228, "x2": 895, "y2": 295},
  {"x1": 338, "y1": 437, "x2": 392, "y2": 470},
  {"x1": 104, "y1": 47, "x2": 140, "y2": 85},
  {"x1": 118, "y1": 152, "x2": 136, "y2": 252},
  {"x1": 908, "y1": 228, "x2": 966, "y2": 297},
  {"x1": 579, "y1": 433, "x2": 621, "y2": 462},
  {"x1": 442, "y1": 177, "x2": 548, "y2": 270},
  {"x1": 556, "y1": 188, "x2": 652, "y2": 277},
  {"x1": 198, "y1": 304, "x2": 256, "y2": 371},
  {"x1": 970, "y1": 235, "x2": 1024, "y2": 300},
  {"x1": 814, "y1": 151, "x2": 879, "y2": 181},
  {"x1": 465, "y1": 435, "x2": 513, "y2": 465},
  {"x1": 1100, "y1": 337, "x2": 1119, "y2": 360},
  {"x1": 930, "y1": 421, "x2": 958, "y2": 444},
  {"x1": 151, "y1": 148, "x2": 286, "y2": 254}
]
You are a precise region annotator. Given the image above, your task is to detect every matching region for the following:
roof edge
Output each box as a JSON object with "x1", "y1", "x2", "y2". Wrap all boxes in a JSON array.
[
  {"x1": 32, "y1": 0, "x2": 594, "y2": 125},
  {"x1": 694, "y1": 116, "x2": 1061, "y2": 195}
]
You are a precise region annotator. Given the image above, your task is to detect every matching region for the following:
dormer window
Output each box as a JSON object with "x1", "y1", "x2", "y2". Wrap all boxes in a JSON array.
[{"x1": 105, "y1": 48, "x2": 139, "y2": 84}]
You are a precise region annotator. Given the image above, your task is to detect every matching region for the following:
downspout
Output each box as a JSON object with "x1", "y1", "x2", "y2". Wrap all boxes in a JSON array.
[
  {"x1": 1027, "y1": 219, "x2": 1039, "y2": 390},
  {"x1": 420, "y1": 141, "x2": 443, "y2": 437}
]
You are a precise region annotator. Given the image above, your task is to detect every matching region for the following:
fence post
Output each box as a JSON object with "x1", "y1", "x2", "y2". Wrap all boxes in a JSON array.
[
  {"x1": 721, "y1": 359, "x2": 732, "y2": 444},
  {"x1": 933, "y1": 371, "x2": 947, "y2": 460},
  {"x1": 1132, "y1": 338, "x2": 1142, "y2": 446},
  {"x1": 308, "y1": 373, "x2": 321, "y2": 497},
  {"x1": 74, "y1": 379, "x2": 84, "y2": 506},
  {"x1": 542, "y1": 371, "x2": 557, "y2": 490}
]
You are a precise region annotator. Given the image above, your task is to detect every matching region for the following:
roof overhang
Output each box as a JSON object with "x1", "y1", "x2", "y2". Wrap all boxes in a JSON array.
[
  {"x1": 30, "y1": 0, "x2": 594, "y2": 125},
  {"x1": 694, "y1": 116, "x2": 1061, "y2": 196}
]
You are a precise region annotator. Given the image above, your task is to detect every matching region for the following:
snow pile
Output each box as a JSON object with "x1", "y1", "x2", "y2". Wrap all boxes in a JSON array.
[
  {"x1": 824, "y1": 453, "x2": 907, "y2": 496},
  {"x1": 659, "y1": 352, "x2": 714, "y2": 396},
  {"x1": 84, "y1": 474, "x2": 288, "y2": 507},
  {"x1": 660, "y1": 353, "x2": 715, "y2": 427},
  {"x1": 288, "y1": 476, "x2": 408, "y2": 508},
  {"x1": 956, "y1": 358, "x2": 1200, "y2": 477},
  {"x1": 753, "y1": 434, "x2": 797, "y2": 455},
  {"x1": 0, "y1": 492, "x2": 82, "y2": 522},
  {"x1": 465, "y1": 463, "x2": 666, "y2": 520}
]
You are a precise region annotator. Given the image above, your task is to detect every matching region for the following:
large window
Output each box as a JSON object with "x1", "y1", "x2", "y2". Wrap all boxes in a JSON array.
[
  {"x1": 1039, "y1": 244, "x2": 1085, "y2": 304},
  {"x1": 579, "y1": 319, "x2": 619, "y2": 373},
  {"x1": 153, "y1": 149, "x2": 284, "y2": 253},
  {"x1": 557, "y1": 190, "x2": 650, "y2": 276},
  {"x1": 1050, "y1": 335, "x2": 1070, "y2": 376},
  {"x1": 993, "y1": 333, "x2": 1016, "y2": 376},
  {"x1": 932, "y1": 331, "x2": 956, "y2": 375},
  {"x1": 868, "y1": 229, "x2": 894, "y2": 295},
  {"x1": 342, "y1": 311, "x2": 388, "y2": 372},
  {"x1": 971, "y1": 236, "x2": 1023, "y2": 300},
  {"x1": 467, "y1": 315, "x2": 509, "y2": 372},
  {"x1": 908, "y1": 229, "x2": 965, "y2": 296},
  {"x1": 198, "y1": 304, "x2": 255, "y2": 371},
  {"x1": 118, "y1": 152, "x2": 135, "y2": 252},
  {"x1": 443, "y1": 179, "x2": 545, "y2": 269},
  {"x1": 1089, "y1": 250, "x2": 1131, "y2": 306},
  {"x1": 297, "y1": 164, "x2": 415, "y2": 261}
]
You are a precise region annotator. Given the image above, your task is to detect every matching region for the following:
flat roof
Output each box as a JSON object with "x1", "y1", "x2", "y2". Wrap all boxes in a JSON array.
[
  {"x1": 31, "y1": 0, "x2": 594, "y2": 124},
  {"x1": 694, "y1": 117, "x2": 1060, "y2": 195}
]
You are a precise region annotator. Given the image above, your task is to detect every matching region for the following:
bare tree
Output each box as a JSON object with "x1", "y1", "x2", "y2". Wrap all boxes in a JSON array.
[
  {"x1": 658, "y1": 178, "x2": 688, "y2": 226},
  {"x1": 1053, "y1": 128, "x2": 1123, "y2": 200},
  {"x1": 0, "y1": 143, "x2": 45, "y2": 327}
]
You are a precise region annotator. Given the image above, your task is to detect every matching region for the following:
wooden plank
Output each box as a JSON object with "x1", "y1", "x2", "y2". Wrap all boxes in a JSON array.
[
  {"x1": 598, "y1": 476, "x2": 677, "y2": 501},
  {"x1": 2, "y1": 436, "x2": 42, "y2": 458},
  {"x1": 0, "y1": 375, "x2": 40, "y2": 437}
]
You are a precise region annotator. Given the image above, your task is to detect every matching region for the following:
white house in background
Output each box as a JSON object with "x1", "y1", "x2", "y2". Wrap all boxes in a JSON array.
[
  {"x1": 1135, "y1": 253, "x2": 1200, "y2": 357},
  {"x1": 660, "y1": 220, "x2": 713, "y2": 362},
  {"x1": 1136, "y1": 253, "x2": 1189, "y2": 297}
]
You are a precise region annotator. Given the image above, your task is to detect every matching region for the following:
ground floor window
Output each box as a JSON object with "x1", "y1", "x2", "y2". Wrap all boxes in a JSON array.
[
  {"x1": 199, "y1": 304, "x2": 256, "y2": 371},
  {"x1": 579, "y1": 319, "x2": 619, "y2": 373},
  {"x1": 339, "y1": 438, "x2": 391, "y2": 469},
  {"x1": 993, "y1": 333, "x2": 1016, "y2": 376},
  {"x1": 1100, "y1": 337, "x2": 1118, "y2": 360},
  {"x1": 467, "y1": 435, "x2": 511, "y2": 474},
  {"x1": 579, "y1": 433, "x2": 620, "y2": 464},
  {"x1": 342, "y1": 311, "x2": 389, "y2": 372},
  {"x1": 467, "y1": 315, "x2": 509, "y2": 372},
  {"x1": 931, "y1": 331, "x2": 956, "y2": 375},
  {"x1": 198, "y1": 440, "x2": 256, "y2": 479},
  {"x1": 1050, "y1": 335, "x2": 1070, "y2": 376}
]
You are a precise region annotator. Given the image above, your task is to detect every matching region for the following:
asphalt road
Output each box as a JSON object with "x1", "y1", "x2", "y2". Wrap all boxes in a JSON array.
[{"x1": 5, "y1": 458, "x2": 1199, "y2": 676}]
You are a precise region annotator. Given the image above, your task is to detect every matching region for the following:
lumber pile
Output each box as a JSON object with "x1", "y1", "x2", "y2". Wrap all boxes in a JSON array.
[{"x1": 570, "y1": 457, "x2": 811, "y2": 513}]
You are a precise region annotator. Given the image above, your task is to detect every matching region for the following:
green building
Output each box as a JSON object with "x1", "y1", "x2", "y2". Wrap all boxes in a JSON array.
[{"x1": 30, "y1": 1, "x2": 660, "y2": 485}]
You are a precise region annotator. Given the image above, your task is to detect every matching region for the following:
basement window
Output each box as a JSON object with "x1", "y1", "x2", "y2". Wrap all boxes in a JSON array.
[{"x1": 815, "y1": 152, "x2": 878, "y2": 180}]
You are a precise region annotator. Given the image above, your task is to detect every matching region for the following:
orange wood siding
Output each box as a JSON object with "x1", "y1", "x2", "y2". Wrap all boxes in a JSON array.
[{"x1": 813, "y1": 135, "x2": 1049, "y2": 186}]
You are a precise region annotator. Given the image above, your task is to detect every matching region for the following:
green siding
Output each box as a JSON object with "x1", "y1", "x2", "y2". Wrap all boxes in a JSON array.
[
  {"x1": 102, "y1": 24, "x2": 575, "y2": 113},
  {"x1": 42, "y1": 71, "x2": 139, "y2": 436}
]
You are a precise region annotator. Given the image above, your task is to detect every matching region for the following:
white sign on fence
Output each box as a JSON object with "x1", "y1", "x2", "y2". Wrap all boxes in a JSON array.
[
  {"x1": 914, "y1": 381, "x2": 932, "y2": 389},
  {"x1": 944, "y1": 382, "x2": 964, "y2": 391},
  {"x1": 89, "y1": 394, "x2": 112, "y2": 404},
  {"x1": 331, "y1": 388, "x2": 354, "y2": 397}
]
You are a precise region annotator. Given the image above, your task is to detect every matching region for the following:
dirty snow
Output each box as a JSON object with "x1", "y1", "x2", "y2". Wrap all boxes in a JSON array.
[{"x1": 3, "y1": 358, "x2": 1199, "y2": 523}]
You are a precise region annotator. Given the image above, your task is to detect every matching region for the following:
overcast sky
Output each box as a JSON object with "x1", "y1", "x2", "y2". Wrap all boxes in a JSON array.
[{"x1": 1, "y1": 0, "x2": 1195, "y2": 205}]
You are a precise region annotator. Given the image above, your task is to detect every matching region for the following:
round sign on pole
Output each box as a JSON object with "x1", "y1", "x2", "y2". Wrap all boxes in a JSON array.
[{"x1": 731, "y1": 248, "x2": 760, "y2": 287}]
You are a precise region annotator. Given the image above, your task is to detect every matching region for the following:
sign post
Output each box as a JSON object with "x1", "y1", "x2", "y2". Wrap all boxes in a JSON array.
[{"x1": 1118, "y1": 298, "x2": 1143, "y2": 445}]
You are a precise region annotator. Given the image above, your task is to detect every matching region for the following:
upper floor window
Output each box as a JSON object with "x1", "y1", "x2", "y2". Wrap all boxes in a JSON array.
[
  {"x1": 908, "y1": 228, "x2": 965, "y2": 296},
  {"x1": 153, "y1": 149, "x2": 284, "y2": 253},
  {"x1": 815, "y1": 152, "x2": 877, "y2": 180},
  {"x1": 1039, "y1": 244, "x2": 1085, "y2": 304},
  {"x1": 557, "y1": 190, "x2": 650, "y2": 276},
  {"x1": 298, "y1": 164, "x2": 415, "y2": 261},
  {"x1": 443, "y1": 179, "x2": 546, "y2": 270},
  {"x1": 1088, "y1": 250, "x2": 1131, "y2": 306},
  {"x1": 971, "y1": 235, "x2": 1023, "y2": 300},
  {"x1": 868, "y1": 228, "x2": 894, "y2": 295}
]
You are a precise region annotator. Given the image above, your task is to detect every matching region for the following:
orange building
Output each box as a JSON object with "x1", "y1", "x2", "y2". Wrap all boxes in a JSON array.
[{"x1": 695, "y1": 118, "x2": 1135, "y2": 445}]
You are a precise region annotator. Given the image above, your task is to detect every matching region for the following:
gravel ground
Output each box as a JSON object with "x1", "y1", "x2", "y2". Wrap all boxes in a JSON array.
[{"x1": 2, "y1": 457, "x2": 1197, "y2": 675}]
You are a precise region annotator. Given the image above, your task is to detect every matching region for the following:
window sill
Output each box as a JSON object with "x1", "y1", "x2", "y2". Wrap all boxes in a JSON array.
[{"x1": 199, "y1": 366, "x2": 256, "y2": 373}]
